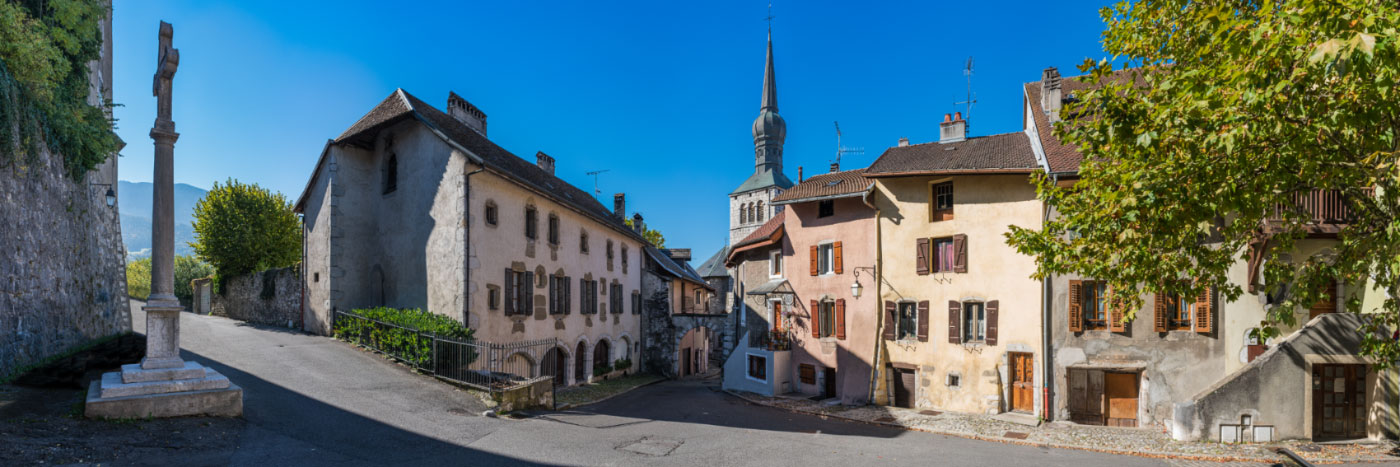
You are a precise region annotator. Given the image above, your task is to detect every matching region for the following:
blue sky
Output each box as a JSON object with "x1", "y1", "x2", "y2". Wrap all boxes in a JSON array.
[{"x1": 112, "y1": 0, "x2": 1111, "y2": 260}]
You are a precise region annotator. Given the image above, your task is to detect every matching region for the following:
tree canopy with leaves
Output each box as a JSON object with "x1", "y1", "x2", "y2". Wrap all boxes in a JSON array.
[
  {"x1": 192, "y1": 179, "x2": 301, "y2": 279},
  {"x1": 1006, "y1": 1, "x2": 1400, "y2": 361},
  {"x1": 625, "y1": 217, "x2": 666, "y2": 249}
]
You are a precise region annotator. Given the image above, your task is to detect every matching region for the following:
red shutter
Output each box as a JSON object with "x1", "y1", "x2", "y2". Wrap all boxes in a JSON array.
[
  {"x1": 1108, "y1": 285, "x2": 1126, "y2": 333},
  {"x1": 835, "y1": 299, "x2": 846, "y2": 340},
  {"x1": 917, "y1": 300, "x2": 930, "y2": 342},
  {"x1": 883, "y1": 301, "x2": 897, "y2": 340},
  {"x1": 947, "y1": 300, "x2": 961, "y2": 344},
  {"x1": 503, "y1": 269, "x2": 514, "y2": 315},
  {"x1": 1153, "y1": 293, "x2": 1168, "y2": 332},
  {"x1": 811, "y1": 299, "x2": 820, "y2": 338},
  {"x1": 916, "y1": 238, "x2": 930, "y2": 275},
  {"x1": 952, "y1": 234, "x2": 968, "y2": 273},
  {"x1": 833, "y1": 241, "x2": 844, "y2": 274},
  {"x1": 810, "y1": 245, "x2": 819, "y2": 276},
  {"x1": 1068, "y1": 280, "x2": 1083, "y2": 332},
  {"x1": 1195, "y1": 287, "x2": 1214, "y2": 333},
  {"x1": 985, "y1": 300, "x2": 999, "y2": 346}
]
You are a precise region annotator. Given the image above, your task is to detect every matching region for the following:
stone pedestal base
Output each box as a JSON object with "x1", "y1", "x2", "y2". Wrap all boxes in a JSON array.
[{"x1": 85, "y1": 361, "x2": 243, "y2": 418}]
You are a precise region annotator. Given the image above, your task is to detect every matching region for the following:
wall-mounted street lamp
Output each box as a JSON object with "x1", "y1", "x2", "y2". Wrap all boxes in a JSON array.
[
  {"x1": 851, "y1": 279, "x2": 863, "y2": 298},
  {"x1": 90, "y1": 183, "x2": 116, "y2": 208}
]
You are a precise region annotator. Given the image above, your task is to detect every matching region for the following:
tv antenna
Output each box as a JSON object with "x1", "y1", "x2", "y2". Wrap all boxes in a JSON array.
[
  {"x1": 833, "y1": 121, "x2": 864, "y2": 167},
  {"x1": 954, "y1": 56, "x2": 978, "y2": 132},
  {"x1": 586, "y1": 169, "x2": 610, "y2": 201}
]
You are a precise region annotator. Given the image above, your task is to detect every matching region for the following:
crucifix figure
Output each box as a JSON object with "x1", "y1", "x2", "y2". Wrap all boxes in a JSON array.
[{"x1": 152, "y1": 21, "x2": 179, "y2": 123}]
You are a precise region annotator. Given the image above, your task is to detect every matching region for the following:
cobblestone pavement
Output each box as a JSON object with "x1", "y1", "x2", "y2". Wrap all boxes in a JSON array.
[{"x1": 730, "y1": 390, "x2": 1400, "y2": 465}]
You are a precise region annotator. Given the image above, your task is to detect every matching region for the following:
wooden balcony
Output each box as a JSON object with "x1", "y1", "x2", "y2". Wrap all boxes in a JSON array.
[{"x1": 1264, "y1": 189, "x2": 1372, "y2": 235}]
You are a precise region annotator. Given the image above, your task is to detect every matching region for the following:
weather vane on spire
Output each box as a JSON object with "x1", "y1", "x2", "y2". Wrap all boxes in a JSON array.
[{"x1": 765, "y1": 3, "x2": 775, "y2": 31}]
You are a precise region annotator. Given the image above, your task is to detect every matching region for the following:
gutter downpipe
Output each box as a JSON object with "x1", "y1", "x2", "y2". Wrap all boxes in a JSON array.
[
  {"x1": 464, "y1": 162, "x2": 485, "y2": 325},
  {"x1": 861, "y1": 184, "x2": 883, "y2": 404},
  {"x1": 1042, "y1": 172, "x2": 1060, "y2": 421}
]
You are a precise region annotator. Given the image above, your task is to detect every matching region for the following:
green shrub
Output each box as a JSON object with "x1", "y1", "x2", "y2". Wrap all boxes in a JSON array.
[
  {"x1": 333, "y1": 307, "x2": 475, "y2": 369},
  {"x1": 124, "y1": 256, "x2": 212, "y2": 305},
  {"x1": 125, "y1": 258, "x2": 150, "y2": 300},
  {"x1": 192, "y1": 179, "x2": 301, "y2": 280},
  {"x1": 613, "y1": 358, "x2": 632, "y2": 372}
]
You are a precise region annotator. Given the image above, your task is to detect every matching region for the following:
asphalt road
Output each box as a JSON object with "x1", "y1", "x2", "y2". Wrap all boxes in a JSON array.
[{"x1": 137, "y1": 301, "x2": 1212, "y2": 466}]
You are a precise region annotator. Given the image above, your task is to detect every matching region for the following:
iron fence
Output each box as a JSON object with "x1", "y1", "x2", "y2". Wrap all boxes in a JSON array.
[{"x1": 333, "y1": 310, "x2": 558, "y2": 397}]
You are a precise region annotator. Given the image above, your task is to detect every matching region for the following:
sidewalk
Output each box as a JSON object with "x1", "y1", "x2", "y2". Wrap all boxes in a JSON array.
[
  {"x1": 553, "y1": 373, "x2": 666, "y2": 409},
  {"x1": 726, "y1": 390, "x2": 1400, "y2": 464}
]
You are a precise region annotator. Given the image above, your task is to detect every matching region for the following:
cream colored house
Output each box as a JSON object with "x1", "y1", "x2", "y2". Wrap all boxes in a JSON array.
[
  {"x1": 864, "y1": 113, "x2": 1046, "y2": 417},
  {"x1": 295, "y1": 89, "x2": 647, "y2": 387}
]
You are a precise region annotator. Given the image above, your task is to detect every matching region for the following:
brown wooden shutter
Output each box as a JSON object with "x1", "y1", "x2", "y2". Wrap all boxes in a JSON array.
[
  {"x1": 524, "y1": 271, "x2": 534, "y2": 314},
  {"x1": 503, "y1": 269, "x2": 514, "y2": 315},
  {"x1": 564, "y1": 278, "x2": 572, "y2": 314},
  {"x1": 952, "y1": 234, "x2": 968, "y2": 273},
  {"x1": 835, "y1": 299, "x2": 846, "y2": 340},
  {"x1": 917, "y1": 300, "x2": 931, "y2": 342},
  {"x1": 916, "y1": 238, "x2": 930, "y2": 275},
  {"x1": 811, "y1": 299, "x2": 820, "y2": 338},
  {"x1": 1153, "y1": 293, "x2": 1168, "y2": 332},
  {"x1": 810, "y1": 245, "x2": 819, "y2": 276},
  {"x1": 1108, "y1": 285, "x2": 1126, "y2": 332},
  {"x1": 1195, "y1": 287, "x2": 1214, "y2": 333},
  {"x1": 1068, "y1": 280, "x2": 1083, "y2": 332},
  {"x1": 985, "y1": 300, "x2": 999, "y2": 345},
  {"x1": 945, "y1": 300, "x2": 960, "y2": 344},
  {"x1": 833, "y1": 241, "x2": 844, "y2": 274},
  {"x1": 580, "y1": 278, "x2": 587, "y2": 314},
  {"x1": 883, "y1": 301, "x2": 897, "y2": 340}
]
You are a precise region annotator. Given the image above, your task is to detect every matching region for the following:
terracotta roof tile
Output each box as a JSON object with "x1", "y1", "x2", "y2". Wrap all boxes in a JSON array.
[
  {"x1": 771, "y1": 169, "x2": 872, "y2": 203},
  {"x1": 732, "y1": 210, "x2": 785, "y2": 250},
  {"x1": 865, "y1": 132, "x2": 1036, "y2": 176},
  {"x1": 1025, "y1": 68, "x2": 1150, "y2": 174}
]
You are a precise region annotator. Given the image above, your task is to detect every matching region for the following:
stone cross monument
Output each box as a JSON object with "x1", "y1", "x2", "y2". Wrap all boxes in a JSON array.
[{"x1": 86, "y1": 22, "x2": 242, "y2": 418}]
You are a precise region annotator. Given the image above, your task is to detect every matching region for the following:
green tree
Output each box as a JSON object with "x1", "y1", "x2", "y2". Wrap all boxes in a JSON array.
[
  {"x1": 625, "y1": 218, "x2": 666, "y2": 249},
  {"x1": 126, "y1": 255, "x2": 213, "y2": 306},
  {"x1": 126, "y1": 257, "x2": 150, "y2": 300},
  {"x1": 1006, "y1": 1, "x2": 1400, "y2": 362},
  {"x1": 192, "y1": 179, "x2": 301, "y2": 280}
]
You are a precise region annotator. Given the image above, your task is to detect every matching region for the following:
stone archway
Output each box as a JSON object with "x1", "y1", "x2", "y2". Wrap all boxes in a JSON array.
[
  {"x1": 575, "y1": 339, "x2": 588, "y2": 384},
  {"x1": 542, "y1": 346, "x2": 568, "y2": 386},
  {"x1": 592, "y1": 339, "x2": 612, "y2": 376},
  {"x1": 677, "y1": 326, "x2": 711, "y2": 377}
]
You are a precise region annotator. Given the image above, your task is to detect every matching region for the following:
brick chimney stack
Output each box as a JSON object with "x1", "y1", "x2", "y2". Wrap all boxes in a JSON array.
[
  {"x1": 1041, "y1": 67, "x2": 1062, "y2": 123},
  {"x1": 798, "y1": 166, "x2": 804, "y2": 182},
  {"x1": 631, "y1": 212, "x2": 644, "y2": 234},
  {"x1": 898, "y1": 137, "x2": 909, "y2": 147},
  {"x1": 940, "y1": 111, "x2": 967, "y2": 144},
  {"x1": 535, "y1": 151, "x2": 555, "y2": 175},
  {"x1": 830, "y1": 162, "x2": 840, "y2": 173},
  {"x1": 613, "y1": 193, "x2": 625, "y2": 220},
  {"x1": 446, "y1": 91, "x2": 487, "y2": 136}
]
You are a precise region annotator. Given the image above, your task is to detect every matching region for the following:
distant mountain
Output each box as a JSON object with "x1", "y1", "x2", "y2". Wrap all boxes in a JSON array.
[{"x1": 118, "y1": 181, "x2": 207, "y2": 261}]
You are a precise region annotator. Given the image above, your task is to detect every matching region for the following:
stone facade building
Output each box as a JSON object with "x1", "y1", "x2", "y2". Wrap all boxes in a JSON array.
[
  {"x1": 295, "y1": 89, "x2": 647, "y2": 386},
  {"x1": 638, "y1": 242, "x2": 726, "y2": 378},
  {"x1": 722, "y1": 212, "x2": 791, "y2": 396}
]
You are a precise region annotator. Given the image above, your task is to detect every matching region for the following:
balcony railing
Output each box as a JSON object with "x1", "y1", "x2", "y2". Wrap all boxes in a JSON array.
[
  {"x1": 749, "y1": 329, "x2": 791, "y2": 351},
  {"x1": 1265, "y1": 188, "x2": 1372, "y2": 232}
]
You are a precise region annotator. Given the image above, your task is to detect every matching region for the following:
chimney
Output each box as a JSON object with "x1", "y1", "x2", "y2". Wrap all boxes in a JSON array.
[
  {"x1": 613, "y1": 193, "x2": 625, "y2": 220},
  {"x1": 829, "y1": 162, "x2": 840, "y2": 173},
  {"x1": 939, "y1": 112, "x2": 967, "y2": 144},
  {"x1": 1041, "y1": 67, "x2": 1062, "y2": 123},
  {"x1": 665, "y1": 248, "x2": 692, "y2": 262},
  {"x1": 631, "y1": 212, "x2": 645, "y2": 234},
  {"x1": 535, "y1": 151, "x2": 555, "y2": 175},
  {"x1": 447, "y1": 91, "x2": 488, "y2": 136},
  {"x1": 798, "y1": 166, "x2": 804, "y2": 182},
  {"x1": 898, "y1": 137, "x2": 909, "y2": 147}
]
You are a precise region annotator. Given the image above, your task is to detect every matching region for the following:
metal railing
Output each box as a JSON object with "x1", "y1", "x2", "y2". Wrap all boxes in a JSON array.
[{"x1": 333, "y1": 310, "x2": 558, "y2": 396}]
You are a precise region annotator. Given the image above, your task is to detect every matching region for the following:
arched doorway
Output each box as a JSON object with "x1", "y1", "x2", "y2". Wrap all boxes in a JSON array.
[
  {"x1": 678, "y1": 326, "x2": 711, "y2": 377},
  {"x1": 542, "y1": 346, "x2": 567, "y2": 386},
  {"x1": 505, "y1": 352, "x2": 536, "y2": 379},
  {"x1": 592, "y1": 339, "x2": 611, "y2": 376},
  {"x1": 575, "y1": 340, "x2": 588, "y2": 384}
]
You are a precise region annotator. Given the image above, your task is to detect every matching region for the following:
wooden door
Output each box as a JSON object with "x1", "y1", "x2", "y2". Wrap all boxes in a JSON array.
[
  {"x1": 1309, "y1": 283, "x2": 1338, "y2": 320},
  {"x1": 1314, "y1": 364, "x2": 1367, "y2": 440},
  {"x1": 823, "y1": 367, "x2": 837, "y2": 399},
  {"x1": 892, "y1": 368, "x2": 915, "y2": 408},
  {"x1": 682, "y1": 348, "x2": 692, "y2": 377},
  {"x1": 1104, "y1": 372, "x2": 1139, "y2": 427},
  {"x1": 544, "y1": 347, "x2": 566, "y2": 386},
  {"x1": 1010, "y1": 353, "x2": 1035, "y2": 413}
]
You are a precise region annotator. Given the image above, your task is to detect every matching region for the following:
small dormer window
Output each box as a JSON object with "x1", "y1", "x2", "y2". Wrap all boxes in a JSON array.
[{"x1": 383, "y1": 154, "x2": 398, "y2": 194}]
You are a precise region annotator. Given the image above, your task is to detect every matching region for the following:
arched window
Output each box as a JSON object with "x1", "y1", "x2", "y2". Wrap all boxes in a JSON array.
[
  {"x1": 756, "y1": 201, "x2": 764, "y2": 222},
  {"x1": 746, "y1": 203, "x2": 754, "y2": 224},
  {"x1": 739, "y1": 203, "x2": 747, "y2": 224},
  {"x1": 382, "y1": 154, "x2": 398, "y2": 194}
]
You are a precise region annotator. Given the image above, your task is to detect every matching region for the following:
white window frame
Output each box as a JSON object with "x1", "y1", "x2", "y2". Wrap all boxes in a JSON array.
[
  {"x1": 769, "y1": 249, "x2": 783, "y2": 278},
  {"x1": 896, "y1": 300, "x2": 918, "y2": 341},
  {"x1": 962, "y1": 301, "x2": 986, "y2": 343},
  {"x1": 817, "y1": 241, "x2": 835, "y2": 276},
  {"x1": 768, "y1": 298, "x2": 783, "y2": 330}
]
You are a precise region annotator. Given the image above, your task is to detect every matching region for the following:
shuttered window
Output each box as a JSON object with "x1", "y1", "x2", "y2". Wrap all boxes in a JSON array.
[
  {"x1": 525, "y1": 206, "x2": 538, "y2": 240},
  {"x1": 611, "y1": 283, "x2": 624, "y2": 314},
  {"x1": 962, "y1": 301, "x2": 986, "y2": 343},
  {"x1": 933, "y1": 238, "x2": 955, "y2": 272},
  {"x1": 931, "y1": 181, "x2": 954, "y2": 221},
  {"x1": 916, "y1": 238, "x2": 930, "y2": 275},
  {"x1": 815, "y1": 300, "x2": 836, "y2": 338},
  {"x1": 896, "y1": 302, "x2": 918, "y2": 340},
  {"x1": 835, "y1": 299, "x2": 846, "y2": 340},
  {"x1": 817, "y1": 243, "x2": 835, "y2": 275},
  {"x1": 1154, "y1": 287, "x2": 1214, "y2": 333},
  {"x1": 1072, "y1": 280, "x2": 1108, "y2": 331}
]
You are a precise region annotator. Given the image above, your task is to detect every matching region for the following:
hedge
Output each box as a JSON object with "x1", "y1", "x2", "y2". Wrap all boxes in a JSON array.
[{"x1": 332, "y1": 307, "x2": 475, "y2": 369}]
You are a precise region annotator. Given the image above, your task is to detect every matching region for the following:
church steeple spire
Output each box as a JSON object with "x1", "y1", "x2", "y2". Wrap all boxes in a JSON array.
[
  {"x1": 760, "y1": 32, "x2": 778, "y2": 113},
  {"x1": 751, "y1": 29, "x2": 786, "y2": 173}
]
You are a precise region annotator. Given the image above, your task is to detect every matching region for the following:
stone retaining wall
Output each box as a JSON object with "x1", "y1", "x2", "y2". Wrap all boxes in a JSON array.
[{"x1": 211, "y1": 266, "x2": 300, "y2": 328}]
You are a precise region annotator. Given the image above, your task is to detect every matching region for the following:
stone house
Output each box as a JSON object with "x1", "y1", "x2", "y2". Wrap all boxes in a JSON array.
[
  {"x1": 294, "y1": 89, "x2": 647, "y2": 387},
  {"x1": 637, "y1": 239, "x2": 726, "y2": 379},
  {"x1": 864, "y1": 113, "x2": 1046, "y2": 418},
  {"x1": 768, "y1": 165, "x2": 878, "y2": 404},
  {"x1": 721, "y1": 212, "x2": 793, "y2": 396},
  {"x1": 1027, "y1": 67, "x2": 1398, "y2": 441}
]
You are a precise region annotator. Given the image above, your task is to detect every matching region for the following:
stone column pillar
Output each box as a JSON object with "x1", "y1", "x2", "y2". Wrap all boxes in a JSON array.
[{"x1": 142, "y1": 122, "x2": 184, "y2": 370}]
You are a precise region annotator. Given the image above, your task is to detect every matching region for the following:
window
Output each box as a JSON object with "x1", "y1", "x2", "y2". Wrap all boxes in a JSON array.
[
  {"x1": 747, "y1": 354, "x2": 767, "y2": 381},
  {"x1": 524, "y1": 206, "x2": 538, "y2": 240},
  {"x1": 799, "y1": 363, "x2": 816, "y2": 384},
  {"x1": 740, "y1": 203, "x2": 747, "y2": 224},
  {"x1": 548, "y1": 275, "x2": 570, "y2": 315},
  {"x1": 580, "y1": 231, "x2": 589, "y2": 253},
  {"x1": 933, "y1": 238, "x2": 954, "y2": 272},
  {"x1": 579, "y1": 279, "x2": 597, "y2": 315},
  {"x1": 769, "y1": 300, "x2": 783, "y2": 330},
  {"x1": 897, "y1": 302, "x2": 918, "y2": 340},
  {"x1": 963, "y1": 301, "x2": 986, "y2": 342},
  {"x1": 818, "y1": 199, "x2": 834, "y2": 218},
  {"x1": 756, "y1": 201, "x2": 765, "y2": 222},
  {"x1": 1081, "y1": 281, "x2": 1108, "y2": 330},
  {"x1": 383, "y1": 154, "x2": 398, "y2": 194},
  {"x1": 931, "y1": 181, "x2": 953, "y2": 221},
  {"x1": 769, "y1": 249, "x2": 782, "y2": 277},
  {"x1": 946, "y1": 373, "x2": 961, "y2": 388},
  {"x1": 695, "y1": 288, "x2": 703, "y2": 308},
  {"x1": 817, "y1": 243, "x2": 834, "y2": 275},
  {"x1": 610, "y1": 283, "x2": 623, "y2": 314},
  {"x1": 631, "y1": 291, "x2": 641, "y2": 315},
  {"x1": 606, "y1": 240, "x2": 614, "y2": 264},
  {"x1": 1164, "y1": 293, "x2": 1194, "y2": 330},
  {"x1": 488, "y1": 287, "x2": 500, "y2": 310},
  {"x1": 747, "y1": 204, "x2": 755, "y2": 224},
  {"x1": 505, "y1": 269, "x2": 530, "y2": 316},
  {"x1": 818, "y1": 301, "x2": 836, "y2": 338},
  {"x1": 621, "y1": 245, "x2": 629, "y2": 272},
  {"x1": 547, "y1": 214, "x2": 559, "y2": 245},
  {"x1": 313, "y1": 272, "x2": 319, "y2": 282},
  {"x1": 484, "y1": 201, "x2": 498, "y2": 226}
]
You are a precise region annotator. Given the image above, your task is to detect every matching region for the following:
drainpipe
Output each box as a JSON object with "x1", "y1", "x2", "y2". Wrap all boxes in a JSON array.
[
  {"x1": 861, "y1": 184, "x2": 884, "y2": 404},
  {"x1": 1042, "y1": 173, "x2": 1059, "y2": 420},
  {"x1": 464, "y1": 163, "x2": 486, "y2": 325}
]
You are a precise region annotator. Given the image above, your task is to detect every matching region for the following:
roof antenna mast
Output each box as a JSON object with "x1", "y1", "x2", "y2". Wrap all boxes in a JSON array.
[
  {"x1": 586, "y1": 169, "x2": 610, "y2": 201},
  {"x1": 833, "y1": 121, "x2": 864, "y2": 168},
  {"x1": 954, "y1": 56, "x2": 978, "y2": 134}
]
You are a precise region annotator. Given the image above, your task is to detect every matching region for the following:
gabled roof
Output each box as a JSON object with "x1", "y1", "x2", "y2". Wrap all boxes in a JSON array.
[
  {"x1": 1024, "y1": 68, "x2": 1150, "y2": 174},
  {"x1": 295, "y1": 88, "x2": 644, "y2": 243},
  {"x1": 695, "y1": 245, "x2": 731, "y2": 278},
  {"x1": 645, "y1": 246, "x2": 712, "y2": 290},
  {"x1": 727, "y1": 210, "x2": 785, "y2": 266},
  {"x1": 731, "y1": 169, "x2": 795, "y2": 195},
  {"x1": 771, "y1": 168, "x2": 873, "y2": 204},
  {"x1": 864, "y1": 132, "x2": 1037, "y2": 177}
]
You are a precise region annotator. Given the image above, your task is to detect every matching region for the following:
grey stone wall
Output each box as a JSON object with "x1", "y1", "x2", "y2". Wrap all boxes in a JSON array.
[{"x1": 212, "y1": 266, "x2": 301, "y2": 328}]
